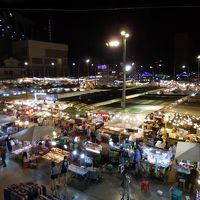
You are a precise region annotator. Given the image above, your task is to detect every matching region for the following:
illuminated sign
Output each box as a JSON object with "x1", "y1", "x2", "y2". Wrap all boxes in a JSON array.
[{"x1": 97, "y1": 65, "x2": 107, "y2": 70}]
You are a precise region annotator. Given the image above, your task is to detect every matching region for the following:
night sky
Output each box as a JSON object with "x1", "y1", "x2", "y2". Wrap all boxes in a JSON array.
[{"x1": 7, "y1": 1, "x2": 200, "y2": 74}]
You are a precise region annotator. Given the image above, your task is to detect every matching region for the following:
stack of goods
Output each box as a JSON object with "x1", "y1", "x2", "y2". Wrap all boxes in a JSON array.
[
  {"x1": 4, "y1": 182, "x2": 46, "y2": 200},
  {"x1": 42, "y1": 148, "x2": 70, "y2": 163}
]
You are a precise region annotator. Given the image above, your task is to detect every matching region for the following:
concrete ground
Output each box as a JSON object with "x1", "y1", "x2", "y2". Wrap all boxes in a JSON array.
[{"x1": 0, "y1": 152, "x2": 195, "y2": 200}]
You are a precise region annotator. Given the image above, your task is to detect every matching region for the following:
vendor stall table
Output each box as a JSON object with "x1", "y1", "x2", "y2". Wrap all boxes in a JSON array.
[
  {"x1": 84, "y1": 141, "x2": 102, "y2": 154},
  {"x1": 68, "y1": 164, "x2": 89, "y2": 176}
]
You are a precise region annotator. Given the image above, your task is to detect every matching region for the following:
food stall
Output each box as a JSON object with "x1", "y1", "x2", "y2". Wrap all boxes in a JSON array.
[
  {"x1": 100, "y1": 126, "x2": 128, "y2": 143},
  {"x1": 141, "y1": 146, "x2": 172, "y2": 180},
  {"x1": 175, "y1": 142, "x2": 200, "y2": 175}
]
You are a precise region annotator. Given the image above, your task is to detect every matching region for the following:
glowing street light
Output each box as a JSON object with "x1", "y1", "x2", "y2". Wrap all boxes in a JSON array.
[
  {"x1": 86, "y1": 59, "x2": 90, "y2": 63},
  {"x1": 182, "y1": 65, "x2": 186, "y2": 69},
  {"x1": 51, "y1": 62, "x2": 55, "y2": 66},
  {"x1": 86, "y1": 59, "x2": 90, "y2": 79},
  {"x1": 197, "y1": 55, "x2": 200, "y2": 80},
  {"x1": 24, "y1": 61, "x2": 28, "y2": 66},
  {"x1": 125, "y1": 65, "x2": 132, "y2": 72},
  {"x1": 131, "y1": 62, "x2": 135, "y2": 66},
  {"x1": 106, "y1": 40, "x2": 120, "y2": 47},
  {"x1": 72, "y1": 62, "x2": 76, "y2": 66}
]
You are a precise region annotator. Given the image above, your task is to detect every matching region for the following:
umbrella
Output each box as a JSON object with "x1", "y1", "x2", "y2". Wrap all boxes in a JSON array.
[
  {"x1": 175, "y1": 142, "x2": 200, "y2": 162},
  {"x1": 0, "y1": 115, "x2": 16, "y2": 125},
  {"x1": 12, "y1": 126, "x2": 60, "y2": 141}
]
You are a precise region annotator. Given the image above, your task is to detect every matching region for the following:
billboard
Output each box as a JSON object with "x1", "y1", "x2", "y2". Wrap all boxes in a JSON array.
[{"x1": 97, "y1": 65, "x2": 108, "y2": 70}]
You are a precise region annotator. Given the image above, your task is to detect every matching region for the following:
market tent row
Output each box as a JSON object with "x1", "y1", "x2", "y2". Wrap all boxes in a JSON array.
[
  {"x1": 175, "y1": 142, "x2": 200, "y2": 162},
  {"x1": 12, "y1": 126, "x2": 60, "y2": 141}
]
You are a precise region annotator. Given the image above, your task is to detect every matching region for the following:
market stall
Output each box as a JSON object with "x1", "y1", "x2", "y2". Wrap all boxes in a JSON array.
[
  {"x1": 141, "y1": 146, "x2": 172, "y2": 180},
  {"x1": 175, "y1": 142, "x2": 200, "y2": 174},
  {"x1": 100, "y1": 126, "x2": 128, "y2": 143}
]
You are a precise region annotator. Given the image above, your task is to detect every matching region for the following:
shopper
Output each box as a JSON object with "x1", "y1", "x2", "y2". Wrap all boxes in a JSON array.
[
  {"x1": 0, "y1": 146, "x2": 7, "y2": 167},
  {"x1": 60, "y1": 156, "x2": 69, "y2": 186},
  {"x1": 121, "y1": 169, "x2": 131, "y2": 200},
  {"x1": 188, "y1": 165, "x2": 198, "y2": 193},
  {"x1": 6, "y1": 136, "x2": 12, "y2": 152},
  {"x1": 134, "y1": 148, "x2": 141, "y2": 179},
  {"x1": 50, "y1": 161, "x2": 59, "y2": 191}
]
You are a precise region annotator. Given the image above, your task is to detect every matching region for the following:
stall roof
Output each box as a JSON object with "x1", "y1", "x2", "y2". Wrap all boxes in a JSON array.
[
  {"x1": 0, "y1": 115, "x2": 16, "y2": 125},
  {"x1": 12, "y1": 126, "x2": 60, "y2": 141},
  {"x1": 175, "y1": 142, "x2": 200, "y2": 162}
]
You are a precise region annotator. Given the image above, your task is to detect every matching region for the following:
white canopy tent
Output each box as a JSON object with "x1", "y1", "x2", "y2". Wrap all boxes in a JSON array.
[
  {"x1": 175, "y1": 142, "x2": 200, "y2": 162},
  {"x1": 12, "y1": 126, "x2": 60, "y2": 141},
  {"x1": 0, "y1": 115, "x2": 16, "y2": 125}
]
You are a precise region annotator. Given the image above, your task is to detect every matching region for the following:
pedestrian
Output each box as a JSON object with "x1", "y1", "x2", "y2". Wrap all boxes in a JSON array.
[
  {"x1": 121, "y1": 169, "x2": 131, "y2": 200},
  {"x1": 134, "y1": 148, "x2": 141, "y2": 179},
  {"x1": 50, "y1": 161, "x2": 59, "y2": 191},
  {"x1": 6, "y1": 136, "x2": 12, "y2": 152},
  {"x1": 0, "y1": 146, "x2": 7, "y2": 167},
  {"x1": 60, "y1": 156, "x2": 69, "y2": 186}
]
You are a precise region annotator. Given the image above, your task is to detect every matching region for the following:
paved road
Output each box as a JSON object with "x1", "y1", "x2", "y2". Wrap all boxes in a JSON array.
[{"x1": 92, "y1": 88, "x2": 166, "y2": 107}]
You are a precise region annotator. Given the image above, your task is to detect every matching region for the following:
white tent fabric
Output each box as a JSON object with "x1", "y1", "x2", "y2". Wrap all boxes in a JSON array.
[
  {"x1": 0, "y1": 115, "x2": 16, "y2": 125},
  {"x1": 175, "y1": 142, "x2": 200, "y2": 162},
  {"x1": 12, "y1": 126, "x2": 60, "y2": 141}
]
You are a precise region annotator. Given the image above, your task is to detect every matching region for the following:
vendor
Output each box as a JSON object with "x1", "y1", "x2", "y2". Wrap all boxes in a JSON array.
[
  {"x1": 188, "y1": 165, "x2": 199, "y2": 193},
  {"x1": 22, "y1": 151, "x2": 30, "y2": 167}
]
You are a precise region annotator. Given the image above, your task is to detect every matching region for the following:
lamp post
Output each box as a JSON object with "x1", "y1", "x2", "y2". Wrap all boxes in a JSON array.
[
  {"x1": 106, "y1": 30, "x2": 130, "y2": 108},
  {"x1": 121, "y1": 30, "x2": 130, "y2": 109},
  {"x1": 182, "y1": 65, "x2": 189, "y2": 82},
  {"x1": 86, "y1": 59, "x2": 90, "y2": 79},
  {"x1": 197, "y1": 55, "x2": 200, "y2": 80},
  {"x1": 24, "y1": 62, "x2": 28, "y2": 98}
]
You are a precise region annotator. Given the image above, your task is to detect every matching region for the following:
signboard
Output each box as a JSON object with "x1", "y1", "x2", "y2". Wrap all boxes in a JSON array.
[{"x1": 97, "y1": 65, "x2": 107, "y2": 70}]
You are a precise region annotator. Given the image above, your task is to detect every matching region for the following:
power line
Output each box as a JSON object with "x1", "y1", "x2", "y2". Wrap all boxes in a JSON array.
[{"x1": 0, "y1": 5, "x2": 200, "y2": 12}]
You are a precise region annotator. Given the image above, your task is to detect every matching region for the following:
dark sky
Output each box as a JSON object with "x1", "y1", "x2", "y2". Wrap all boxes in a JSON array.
[{"x1": 18, "y1": 5, "x2": 200, "y2": 74}]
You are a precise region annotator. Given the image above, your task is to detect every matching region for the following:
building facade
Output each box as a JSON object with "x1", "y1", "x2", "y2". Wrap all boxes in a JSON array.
[
  {"x1": 12, "y1": 40, "x2": 68, "y2": 77},
  {"x1": 0, "y1": 57, "x2": 26, "y2": 79}
]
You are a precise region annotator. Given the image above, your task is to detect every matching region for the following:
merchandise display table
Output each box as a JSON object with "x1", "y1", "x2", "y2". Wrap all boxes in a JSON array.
[{"x1": 68, "y1": 164, "x2": 89, "y2": 176}]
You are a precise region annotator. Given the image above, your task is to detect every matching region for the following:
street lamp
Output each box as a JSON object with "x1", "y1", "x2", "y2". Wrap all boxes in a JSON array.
[
  {"x1": 182, "y1": 65, "x2": 189, "y2": 82},
  {"x1": 106, "y1": 40, "x2": 120, "y2": 47},
  {"x1": 121, "y1": 30, "x2": 130, "y2": 108},
  {"x1": 86, "y1": 59, "x2": 90, "y2": 79},
  {"x1": 182, "y1": 65, "x2": 186, "y2": 69},
  {"x1": 197, "y1": 55, "x2": 200, "y2": 80},
  {"x1": 106, "y1": 30, "x2": 130, "y2": 108},
  {"x1": 150, "y1": 66, "x2": 154, "y2": 77}
]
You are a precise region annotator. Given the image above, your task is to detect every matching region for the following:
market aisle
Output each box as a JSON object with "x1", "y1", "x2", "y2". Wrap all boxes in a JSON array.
[{"x1": 0, "y1": 154, "x2": 183, "y2": 200}]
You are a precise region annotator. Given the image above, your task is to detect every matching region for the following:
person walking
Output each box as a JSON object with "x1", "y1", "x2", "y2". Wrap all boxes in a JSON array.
[
  {"x1": 121, "y1": 169, "x2": 131, "y2": 200},
  {"x1": 50, "y1": 161, "x2": 59, "y2": 192},
  {"x1": 60, "y1": 156, "x2": 69, "y2": 186},
  {"x1": 6, "y1": 136, "x2": 12, "y2": 153}
]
